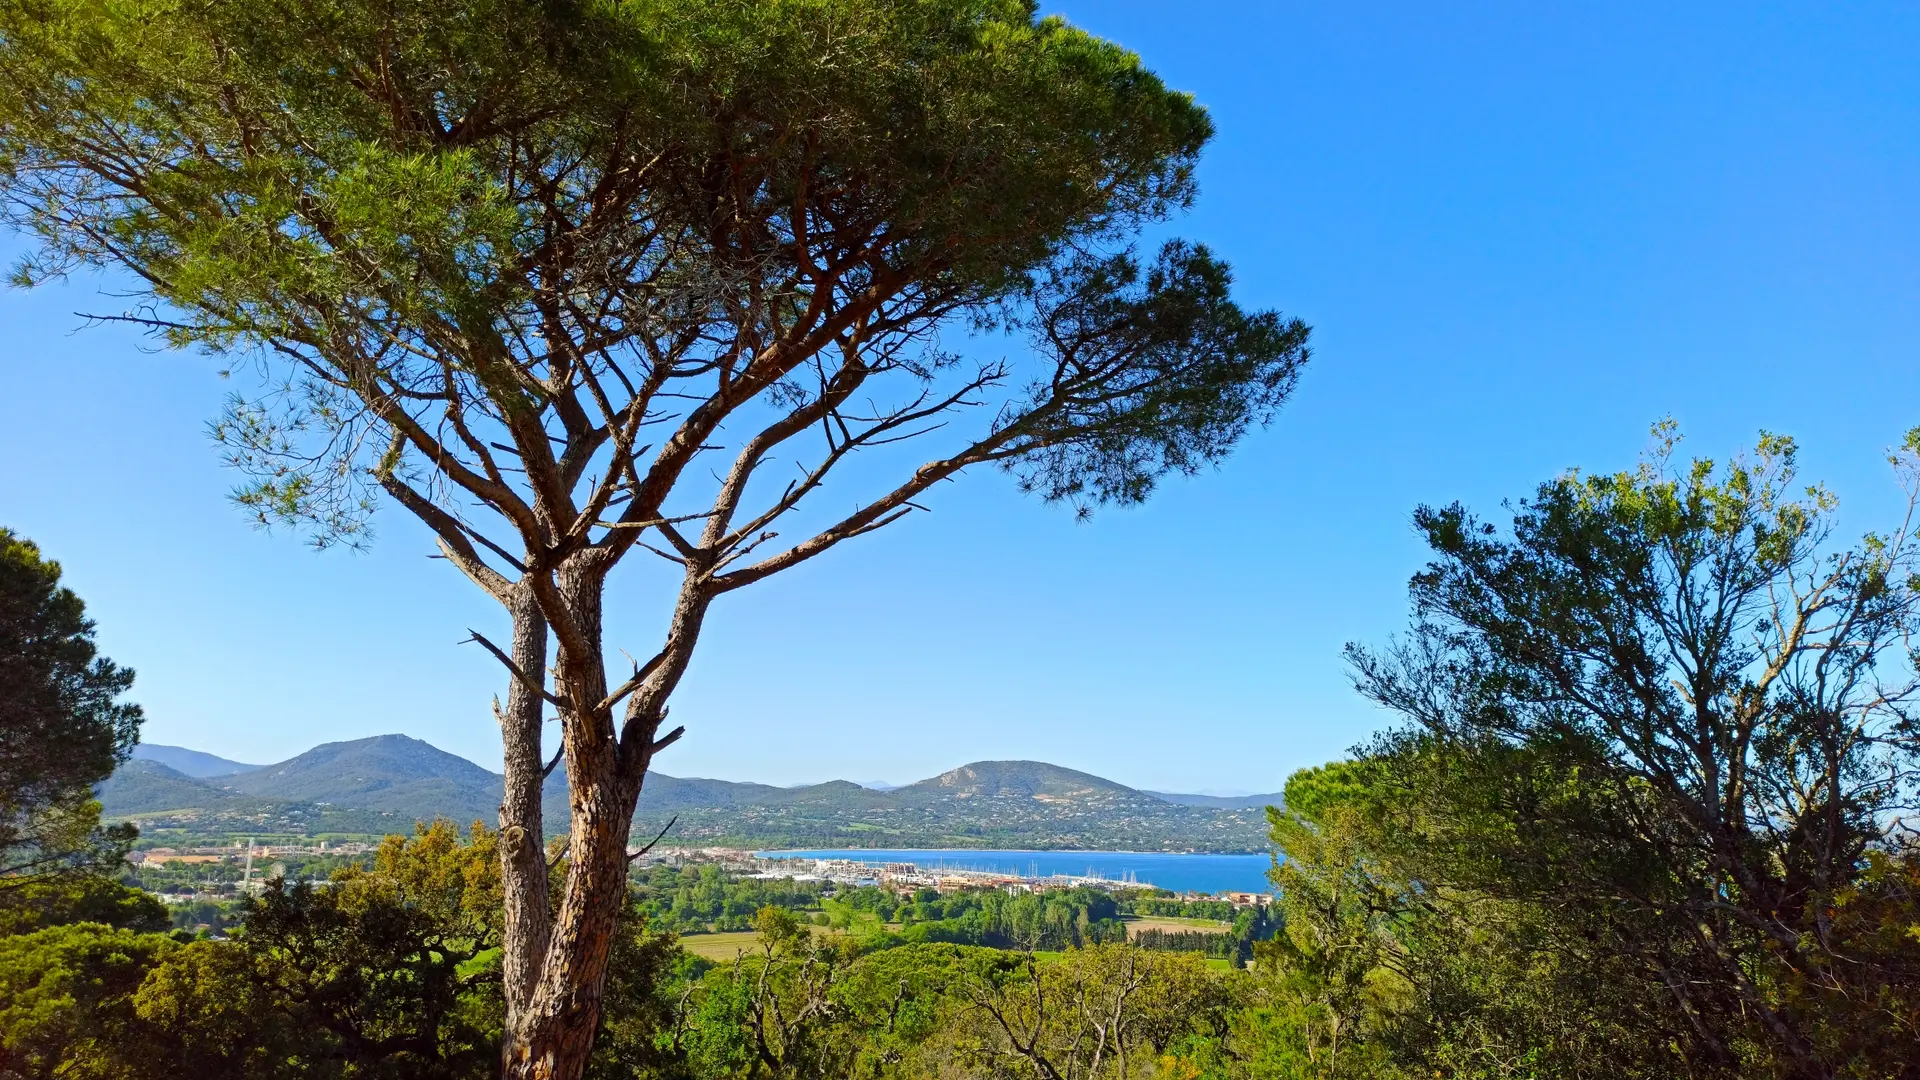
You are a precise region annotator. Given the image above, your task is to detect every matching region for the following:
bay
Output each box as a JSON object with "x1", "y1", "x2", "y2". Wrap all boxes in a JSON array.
[{"x1": 757, "y1": 848, "x2": 1276, "y2": 895}]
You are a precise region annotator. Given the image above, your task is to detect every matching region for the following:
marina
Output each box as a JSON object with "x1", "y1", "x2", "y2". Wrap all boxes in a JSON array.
[{"x1": 749, "y1": 848, "x2": 1277, "y2": 897}]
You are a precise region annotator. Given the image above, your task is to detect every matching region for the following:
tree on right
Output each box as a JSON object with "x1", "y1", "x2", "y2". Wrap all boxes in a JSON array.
[{"x1": 1278, "y1": 423, "x2": 1920, "y2": 1079}]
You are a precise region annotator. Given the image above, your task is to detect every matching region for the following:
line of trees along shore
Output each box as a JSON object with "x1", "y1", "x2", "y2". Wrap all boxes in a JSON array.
[
  {"x1": 0, "y1": 1, "x2": 1914, "y2": 1077},
  {"x1": 628, "y1": 865, "x2": 1138, "y2": 952}
]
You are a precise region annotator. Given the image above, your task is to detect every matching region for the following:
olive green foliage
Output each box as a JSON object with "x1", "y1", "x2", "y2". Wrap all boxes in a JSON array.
[
  {"x1": 142, "y1": 819, "x2": 508, "y2": 1077},
  {"x1": 871, "y1": 885, "x2": 1130, "y2": 952},
  {"x1": 44, "y1": 809, "x2": 1898, "y2": 1080},
  {"x1": 1118, "y1": 896, "x2": 1274, "y2": 964},
  {"x1": 676, "y1": 908, "x2": 868, "y2": 1080},
  {"x1": 0, "y1": 0, "x2": 1305, "y2": 546},
  {"x1": 1124, "y1": 896, "x2": 1242, "y2": 923},
  {"x1": 0, "y1": 530, "x2": 141, "y2": 884},
  {"x1": 1130, "y1": 925, "x2": 1241, "y2": 962},
  {"x1": 1264, "y1": 760, "x2": 1688, "y2": 1080},
  {"x1": 129, "y1": 818, "x2": 554, "y2": 1077},
  {"x1": 946, "y1": 943, "x2": 1234, "y2": 1080},
  {"x1": 0, "y1": 876, "x2": 167, "y2": 937},
  {"x1": 670, "y1": 915, "x2": 1241, "y2": 1080},
  {"x1": 0, "y1": 820, "x2": 694, "y2": 1079},
  {"x1": 0, "y1": 923, "x2": 176, "y2": 1079},
  {"x1": 1262, "y1": 427, "x2": 1920, "y2": 1080},
  {"x1": 633, "y1": 864, "x2": 833, "y2": 934},
  {"x1": 162, "y1": 897, "x2": 238, "y2": 935},
  {"x1": 1784, "y1": 848, "x2": 1920, "y2": 1073}
]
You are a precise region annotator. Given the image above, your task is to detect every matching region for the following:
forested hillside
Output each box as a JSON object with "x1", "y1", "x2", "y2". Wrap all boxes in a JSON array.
[{"x1": 99, "y1": 741, "x2": 1276, "y2": 851}]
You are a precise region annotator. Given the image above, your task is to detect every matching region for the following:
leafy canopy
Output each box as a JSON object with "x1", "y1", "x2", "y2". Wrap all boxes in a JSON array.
[
  {"x1": 1328, "y1": 423, "x2": 1920, "y2": 1078},
  {"x1": 0, "y1": 0, "x2": 1303, "y2": 551},
  {"x1": 0, "y1": 530, "x2": 141, "y2": 884}
]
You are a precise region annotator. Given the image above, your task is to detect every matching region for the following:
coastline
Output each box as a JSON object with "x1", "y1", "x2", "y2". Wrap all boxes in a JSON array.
[{"x1": 747, "y1": 847, "x2": 1278, "y2": 896}]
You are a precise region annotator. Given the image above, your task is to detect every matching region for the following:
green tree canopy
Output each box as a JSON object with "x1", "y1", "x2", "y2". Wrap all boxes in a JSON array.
[
  {"x1": 0, "y1": 530, "x2": 141, "y2": 885},
  {"x1": 0, "y1": 875, "x2": 167, "y2": 936},
  {"x1": 1334, "y1": 424, "x2": 1920, "y2": 1078},
  {"x1": 0, "y1": 2, "x2": 1307, "y2": 1074},
  {"x1": 0, "y1": 922, "x2": 175, "y2": 1078}
]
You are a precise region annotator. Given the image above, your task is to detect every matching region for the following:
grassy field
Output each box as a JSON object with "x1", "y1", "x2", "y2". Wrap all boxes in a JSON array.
[
  {"x1": 1122, "y1": 916, "x2": 1231, "y2": 937},
  {"x1": 678, "y1": 924, "x2": 865, "y2": 961},
  {"x1": 677, "y1": 931, "x2": 765, "y2": 961}
]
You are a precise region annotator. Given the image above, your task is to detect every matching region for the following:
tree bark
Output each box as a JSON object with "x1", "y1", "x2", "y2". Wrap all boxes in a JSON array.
[
  {"x1": 501, "y1": 563, "x2": 662, "y2": 1080},
  {"x1": 497, "y1": 583, "x2": 552, "y2": 1050},
  {"x1": 501, "y1": 753, "x2": 641, "y2": 1078}
]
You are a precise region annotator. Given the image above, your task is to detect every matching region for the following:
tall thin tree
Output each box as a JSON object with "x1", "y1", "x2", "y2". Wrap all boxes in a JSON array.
[{"x1": 0, "y1": 1, "x2": 1311, "y2": 1074}]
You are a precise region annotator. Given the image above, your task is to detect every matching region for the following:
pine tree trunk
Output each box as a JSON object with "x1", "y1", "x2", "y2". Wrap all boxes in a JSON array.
[
  {"x1": 501, "y1": 562, "x2": 655, "y2": 1080},
  {"x1": 500, "y1": 755, "x2": 640, "y2": 1078},
  {"x1": 497, "y1": 584, "x2": 552, "y2": 1048}
]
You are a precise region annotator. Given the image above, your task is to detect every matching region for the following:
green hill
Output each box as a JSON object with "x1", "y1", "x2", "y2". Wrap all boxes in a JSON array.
[
  {"x1": 223, "y1": 734, "x2": 503, "y2": 823},
  {"x1": 101, "y1": 738, "x2": 1273, "y2": 852},
  {"x1": 639, "y1": 773, "x2": 789, "y2": 809},
  {"x1": 99, "y1": 760, "x2": 246, "y2": 814},
  {"x1": 98, "y1": 759, "x2": 419, "y2": 838},
  {"x1": 897, "y1": 761, "x2": 1143, "y2": 803},
  {"x1": 627, "y1": 762, "x2": 1270, "y2": 850}
]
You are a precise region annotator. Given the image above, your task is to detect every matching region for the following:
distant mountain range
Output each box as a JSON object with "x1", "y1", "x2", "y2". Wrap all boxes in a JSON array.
[
  {"x1": 103, "y1": 737, "x2": 1282, "y2": 852},
  {"x1": 1140, "y1": 791, "x2": 1293, "y2": 810},
  {"x1": 131, "y1": 744, "x2": 258, "y2": 778}
]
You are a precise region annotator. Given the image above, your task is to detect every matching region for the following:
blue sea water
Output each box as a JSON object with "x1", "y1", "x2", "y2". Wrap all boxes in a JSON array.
[{"x1": 756, "y1": 849, "x2": 1276, "y2": 895}]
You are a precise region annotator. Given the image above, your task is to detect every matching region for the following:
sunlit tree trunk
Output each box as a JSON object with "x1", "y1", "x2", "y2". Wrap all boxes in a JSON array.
[
  {"x1": 501, "y1": 564, "x2": 690, "y2": 1079},
  {"x1": 502, "y1": 751, "x2": 640, "y2": 1077},
  {"x1": 497, "y1": 583, "x2": 552, "y2": 1059}
]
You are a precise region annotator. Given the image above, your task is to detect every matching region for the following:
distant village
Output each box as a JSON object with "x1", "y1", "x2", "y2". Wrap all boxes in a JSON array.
[
  {"x1": 130, "y1": 841, "x2": 1273, "y2": 909},
  {"x1": 636, "y1": 847, "x2": 1275, "y2": 907}
]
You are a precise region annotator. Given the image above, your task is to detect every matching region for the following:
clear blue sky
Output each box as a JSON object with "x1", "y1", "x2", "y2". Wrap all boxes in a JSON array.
[{"x1": 3, "y1": 2, "x2": 1917, "y2": 794}]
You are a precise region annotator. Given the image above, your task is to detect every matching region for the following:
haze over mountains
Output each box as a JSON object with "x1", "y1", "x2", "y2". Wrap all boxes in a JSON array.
[
  {"x1": 130, "y1": 744, "x2": 258, "y2": 778},
  {"x1": 106, "y1": 737, "x2": 1282, "y2": 851}
]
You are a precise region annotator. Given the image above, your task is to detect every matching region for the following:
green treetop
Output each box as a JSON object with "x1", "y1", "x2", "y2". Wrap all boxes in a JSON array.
[{"x1": 0, "y1": 530, "x2": 142, "y2": 886}]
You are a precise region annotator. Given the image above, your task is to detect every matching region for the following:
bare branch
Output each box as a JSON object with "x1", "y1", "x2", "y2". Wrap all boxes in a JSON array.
[
  {"x1": 651, "y1": 725, "x2": 686, "y2": 755},
  {"x1": 467, "y1": 630, "x2": 570, "y2": 709},
  {"x1": 626, "y1": 816, "x2": 678, "y2": 863}
]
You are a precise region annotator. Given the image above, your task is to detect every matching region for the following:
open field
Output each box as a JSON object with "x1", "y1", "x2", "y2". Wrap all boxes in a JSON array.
[
  {"x1": 678, "y1": 924, "x2": 864, "y2": 961},
  {"x1": 1123, "y1": 916, "x2": 1231, "y2": 937},
  {"x1": 677, "y1": 932, "x2": 764, "y2": 961}
]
